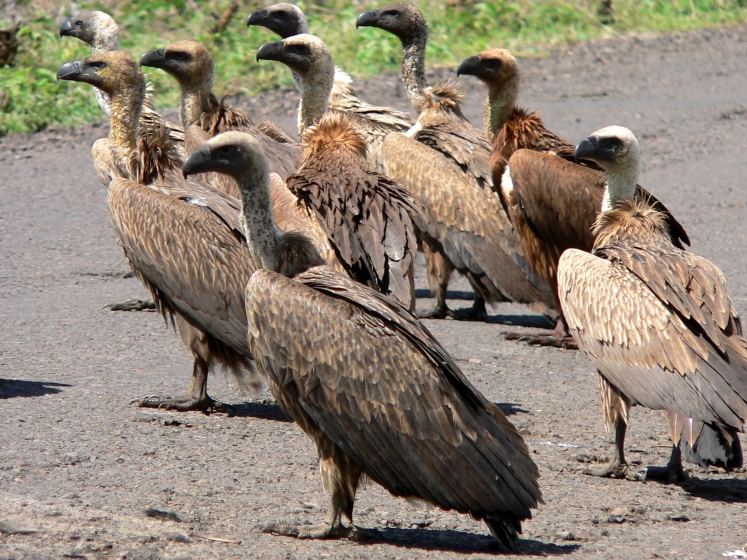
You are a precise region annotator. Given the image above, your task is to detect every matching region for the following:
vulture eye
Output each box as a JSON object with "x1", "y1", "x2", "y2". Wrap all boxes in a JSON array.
[
  {"x1": 89, "y1": 61, "x2": 107, "y2": 70},
  {"x1": 75, "y1": 20, "x2": 83, "y2": 27},
  {"x1": 272, "y1": 11, "x2": 288, "y2": 19},
  {"x1": 382, "y1": 9, "x2": 400, "y2": 17},
  {"x1": 604, "y1": 137, "x2": 623, "y2": 150},
  {"x1": 286, "y1": 44, "x2": 310, "y2": 56},
  {"x1": 218, "y1": 146, "x2": 235, "y2": 156},
  {"x1": 485, "y1": 59, "x2": 502, "y2": 70},
  {"x1": 169, "y1": 51, "x2": 191, "y2": 62}
]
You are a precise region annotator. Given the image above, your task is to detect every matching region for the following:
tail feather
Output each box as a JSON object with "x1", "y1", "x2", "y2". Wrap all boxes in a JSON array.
[
  {"x1": 679, "y1": 422, "x2": 743, "y2": 471},
  {"x1": 483, "y1": 514, "x2": 521, "y2": 549}
]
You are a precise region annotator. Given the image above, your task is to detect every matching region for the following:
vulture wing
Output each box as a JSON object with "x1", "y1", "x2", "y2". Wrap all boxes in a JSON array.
[
  {"x1": 559, "y1": 247, "x2": 747, "y2": 429},
  {"x1": 246, "y1": 266, "x2": 541, "y2": 525}
]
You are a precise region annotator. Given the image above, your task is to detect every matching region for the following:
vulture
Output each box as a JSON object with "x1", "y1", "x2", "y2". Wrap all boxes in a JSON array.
[
  {"x1": 256, "y1": 34, "x2": 419, "y2": 309},
  {"x1": 247, "y1": 2, "x2": 413, "y2": 173},
  {"x1": 356, "y1": 4, "x2": 554, "y2": 320},
  {"x1": 59, "y1": 10, "x2": 184, "y2": 147},
  {"x1": 457, "y1": 48, "x2": 689, "y2": 347},
  {"x1": 559, "y1": 126, "x2": 746, "y2": 481},
  {"x1": 56, "y1": 51, "x2": 334, "y2": 411},
  {"x1": 139, "y1": 39, "x2": 299, "y2": 190},
  {"x1": 182, "y1": 130, "x2": 542, "y2": 547}
]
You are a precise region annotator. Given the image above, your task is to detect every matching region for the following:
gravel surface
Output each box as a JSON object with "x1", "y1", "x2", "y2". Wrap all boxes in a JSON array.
[{"x1": 2, "y1": 24, "x2": 747, "y2": 560}]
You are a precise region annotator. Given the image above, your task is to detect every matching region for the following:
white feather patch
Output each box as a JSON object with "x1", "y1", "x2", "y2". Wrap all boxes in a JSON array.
[{"x1": 501, "y1": 165, "x2": 514, "y2": 197}]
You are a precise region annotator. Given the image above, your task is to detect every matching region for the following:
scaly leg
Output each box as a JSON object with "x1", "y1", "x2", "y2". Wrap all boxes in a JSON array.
[
  {"x1": 645, "y1": 445, "x2": 686, "y2": 483},
  {"x1": 418, "y1": 243, "x2": 454, "y2": 319}
]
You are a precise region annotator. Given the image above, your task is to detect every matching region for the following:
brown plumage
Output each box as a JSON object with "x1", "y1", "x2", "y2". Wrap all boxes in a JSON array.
[
  {"x1": 357, "y1": 6, "x2": 554, "y2": 320},
  {"x1": 256, "y1": 36, "x2": 419, "y2": 309},
  {"x1": 183, "y1": 131, "x2": 542, "y2": 547},
  {"x1": 56, "y1": 51, "x2": 332, "y2": 411},
  {"x1": 139, "y1": 39, "x2": 299, "y2": 191},
  {"x1": 559, "y1": 126, "x2": 746, "y2": 481},
  {"x1": 59, "y1": 10, "x2": 184, "y2": 147},
  {"x1": 247, "y1": 2, "x2": 413, "y2": 173},
  {"x1": 458, "y1": 49, "x2": 688, "y2": 345}
]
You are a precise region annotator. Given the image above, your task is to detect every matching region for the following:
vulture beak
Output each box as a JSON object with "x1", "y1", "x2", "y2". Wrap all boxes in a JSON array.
[
  {"x1": 246, "y1": 9, "x2": 269, "y2": 27},
  {"x1": 574, "y1": 136, "x2": 600, "y2": 162},
  {"x1": 139, "y1": 48, "x2": 166, "y2": 69},
  {"x1": 256, "y1": 41, "x2": 284, "y2": 63},
  {"x1": 182, "y1": 146, "x2": 212, "y2": 178},
  {"x1": 56, "y1": 60, "x2": 93, "y2": 83},
  {"x1": 456, "y1": 55, "x2": 481, "y2": 77},
  {"x1": 59, "y1": 19, "x2": 74, "y2": 37},
  {"x1": 355, "y1": 10, "x2": 381, "y2": 29}
]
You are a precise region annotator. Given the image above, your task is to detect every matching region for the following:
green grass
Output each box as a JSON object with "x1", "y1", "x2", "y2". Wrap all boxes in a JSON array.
[{"x1": 2, "y1": 0, "x2": 747, "y2": 135}]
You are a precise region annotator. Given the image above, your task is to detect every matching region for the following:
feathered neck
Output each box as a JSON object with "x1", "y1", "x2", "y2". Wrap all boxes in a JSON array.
[
  {"x1": 298, "y1": 66, "x2": 334, "y2": 133},
  {"x1": 593, "y1": 198, "x2": 670, "y2": 250},
  {"x1": 484, "y1": 78, "x2": 518, "y2": 138},
  {"x1": 179, "y1": 80, "x2": 214, "y2": 127},
  {"x1": 400, "y1": 30, "x2": 428, "y2": 110}
]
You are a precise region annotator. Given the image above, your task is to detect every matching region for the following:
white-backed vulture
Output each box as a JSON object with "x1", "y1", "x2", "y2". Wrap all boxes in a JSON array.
[
  {"x1": 182, "y1": 130, "x2": 541, "y2": 547},
  {"x1": 256, "y1": 34, "x2": 419, "y2": 309},
  {"x1": 356, "y1": 4, "x2": 554, "y2": 321},
  {"x1": 247, "y1": 3, "x2": 413, "y2": 173},
  {"x1": 56, "y1": 51, "x2": 334, "y2": 411},
  {"x1": 139, "y1": 40, "x2": 299, "y2": 189},
  {"x1": 559, "y1": 126, "x2": 746, "y2": 481},
  {"x1": 59, "y1": 10, "x2": 184, "y2": 147},
  {"x1": 457, "y1": 48, "x2": 689, "y2": 347}
]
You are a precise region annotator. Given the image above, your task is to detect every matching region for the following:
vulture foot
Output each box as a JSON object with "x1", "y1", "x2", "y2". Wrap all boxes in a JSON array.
[
  {"x1": 106, "y1": 298, "x2": 156, "y2": 312},
  {"x1": 503, "y1": 332, "x2": 578, "y2": 349},
  {"x1": 644, "y1": 446, "x2": 686, "y2": 483},
  {"x1": 417, "y1": 302, "x2": 450, "y2": 320},
  {"x1": 447, "y1": 299, "x2": 488, "y2": 322},
  {"x1": 260, "y1": 521, "x2": 378, "y2": 541},
  {"x1": 133, "y1": 394, "x2": 227, "y2": 412},
  {"x1": 584, "y1": 461, "x2": 644, "y2": 481}
]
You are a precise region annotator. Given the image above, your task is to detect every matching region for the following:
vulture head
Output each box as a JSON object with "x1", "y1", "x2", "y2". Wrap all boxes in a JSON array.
[
  {"x1": 247, "y1": 3, "x2": 309, "y2": 38},
  {"x1": 256, "y1": 33, "x2": 333, "y2": 82},
  {"x1": 356, "y1": 3, "x2": 427, "y2": 45},
  {"x1": 57, "y1": 51, "x2": 144, "y2": 98},
  {"x1": 575, "y1": 126, "x2": 639, "y2": 172},
  {"x1": 140, "y1": 40, "x2": 213, "y2": 90},
  {"x1": 182, "y1": 131, "x2": 267, "y2": 181},
  {"x1": 59, "y1": 11, "x2": 118, "y2": 48},
  {"x1": 457, "y1": 49, "x2": 519, "y2": 91}
]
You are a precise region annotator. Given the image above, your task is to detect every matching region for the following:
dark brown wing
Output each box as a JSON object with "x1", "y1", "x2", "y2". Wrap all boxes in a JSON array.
[
  {"x1": 559, "y1": 248, "x2": 747, "y2": 428},
  {"x1": 246, "y1": 266, "x2": 541, "y2": 524},
  {"x1": 286, "y1": 166, "x2": 419, "y2": 310}
]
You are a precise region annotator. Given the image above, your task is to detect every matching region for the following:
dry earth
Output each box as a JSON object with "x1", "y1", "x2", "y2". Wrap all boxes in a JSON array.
[{"x1": 2, "y1": 24, "x2": 747, "y2": 560}]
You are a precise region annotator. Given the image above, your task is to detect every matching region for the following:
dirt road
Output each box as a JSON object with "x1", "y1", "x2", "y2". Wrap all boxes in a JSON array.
[{"x1": 1, "y1": 24, "x2": 747, "y2": 560}]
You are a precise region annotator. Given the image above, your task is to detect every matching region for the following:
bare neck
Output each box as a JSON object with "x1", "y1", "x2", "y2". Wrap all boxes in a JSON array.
[
  {"x1": 485, "y1": 80, "x2": 518, "y2": 137},
  {"x1": 401, "y1": 33, "x2": 428, "y2": 109},
  {"x1": 236, "y1": 166, "x2": 282, "y2": 272},
  {"x1": 179, "y1": 81, "x2": 214, "y2": 127},
  {"x1": 107, "y1": 88, "x2": 142, "y2": 158},
  {"x1": 91, "y1": 30, "x2": 118, "y2": 53},
  {"x1": 298, "y1": 70, "x2": 333, "y2": 133},
  {"x1": 602, "y1": 161, "x2": 639, "y2": 212}
]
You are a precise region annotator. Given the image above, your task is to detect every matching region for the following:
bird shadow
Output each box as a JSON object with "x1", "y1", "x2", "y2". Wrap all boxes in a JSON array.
[
  {"x1": 355, "y1": 527, "x2": 579, "y2": 556},
  {"x1": 415, "y1": 289, "x2": 476, "y2": 301},
  {"x1": 494, "y1": 402, "x2": 530, "y2": 416},
  {"x1": 227, "y1": 400, "x2": 292, "y2": 422},
  {"x1": 679, "y1": 476, "x2": 747, "y2": 503},
  {"x1": 487, "y1": 314, "x2": 555, "y2": 329},
  {"x1": 0, "y1": 378, "x2": 71, "y2": 399}
]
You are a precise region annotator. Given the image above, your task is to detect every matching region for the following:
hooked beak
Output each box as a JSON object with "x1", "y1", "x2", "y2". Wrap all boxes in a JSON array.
[
  {"x1": 256, "y1": 41, "x2": 284, "y2": 63},
  {"x1": 139, "y1": 48, "x2": 166, "y2": 69},
  {"x1": 59, "y1": 19, "x2": 75, "y2": 37},
  {"x1": 246, "y1": 9, "x2": 269, "y2": 27},
  {"x1": 182, "y1": 146, "x2": 211, "y2": 178},
  {"x1": 356, "y1": 10, "x2": 381, "y2": 29},
  {"x1": 574, "y1": 136, "x2": 600, "y2": 162},
  {"x1": 56, "y1": 60, "x2": 84, "y2": 81},
  {"x1": 456, "y1": 55, "x2": 481, "y2": 77}
]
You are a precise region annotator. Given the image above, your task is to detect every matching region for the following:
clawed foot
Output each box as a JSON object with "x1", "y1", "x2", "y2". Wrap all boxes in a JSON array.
[
  {"x1": 260, "y1": 521, "x2": 381, "y2": 541},
  {"x1": 133, "y1": 394, "x2": 228, "y2": 412},
  {"x1": 447, "y1": 303, "x2": 488, "y2": 322},
  {"x1": 584, "y1": 461, "x2": 644, "y2": 481},
  {"x1": 503, "y1": 332, "x2": 577, "y2": 349},
  {"x1": 417, "y1": 304, "x2": 449, "y2": 320},
  {"x1": 106, "y1": 298, "x2": 156, "y2": 312},
  {"x1": 644, "y1": 465, "x2": 687, "y2": 484}
]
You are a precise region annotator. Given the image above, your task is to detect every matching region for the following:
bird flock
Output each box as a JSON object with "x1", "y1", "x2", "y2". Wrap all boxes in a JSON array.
[{"x1": 54, "y1": 2, "x2": 747, "y2": 548}]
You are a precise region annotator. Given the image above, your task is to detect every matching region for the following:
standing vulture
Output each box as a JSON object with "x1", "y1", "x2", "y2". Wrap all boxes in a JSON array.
[
  {"x1": 247, "y1": 2, "x2": 413, "y2": 173},
  {"x1": 256, "y1": 34, "x2": 419, "y2": 309},
  {"x1": 56, "y1": 51, "x2": 334, "y2": 411},
  {"x1": 139, "y1": 39, "x2": 299, "y2": 188},
  {"x1": 356, "y1": 4, "x2": 554, "y2": 321},
  {"x1": 559, "y1": 126, "x2": 746, "y2": 481},
  {"x1": 59, "y1": 10, "x2": 184, "y2": 146},
  {"x1": 182, "y1": 130, "x2": 541, "y2": 547},
  {"x1": 457, "y1": 48, "x2": 689, "y2": 347}
]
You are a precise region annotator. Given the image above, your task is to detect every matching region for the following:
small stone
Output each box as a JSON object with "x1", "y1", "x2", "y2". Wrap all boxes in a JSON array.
[
  {"x1": 165, "y1": 532, "x2": 190, "y2": 543},
  {"x1": 144, "y1": 508, "x2": 182, "y2": 522},
  {"x1": 668, "y1": 513, "x2": 689, "y2": 522}
]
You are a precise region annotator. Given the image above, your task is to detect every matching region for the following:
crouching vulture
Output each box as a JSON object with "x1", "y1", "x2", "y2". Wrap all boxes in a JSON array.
[
  {"x1": 559, "y1": 126, "x2": 746, "y2": 481},
  {"x1": 182, "y1": 130, "x2": 541, "y2": 546},
  {"x1": 357, "y1": 4, "x2": 555, "y2": 321},
  {"x1": 457, "y1": 48, "x2": 689, "y2": 347},
  {"x1": 56, "y1": 51, "x2": 335, "y2": 411}
]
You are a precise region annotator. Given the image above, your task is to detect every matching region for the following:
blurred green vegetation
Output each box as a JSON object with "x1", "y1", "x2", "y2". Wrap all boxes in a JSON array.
[{"x1": 1, "y1": 0, "x2": 747, "y2": 135}]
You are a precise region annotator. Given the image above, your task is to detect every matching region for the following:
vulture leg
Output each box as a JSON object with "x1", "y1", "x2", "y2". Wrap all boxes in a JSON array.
[
  {"x1": 448, "y1": 292, "x2": 488, "y2": 322},
  {"x1": 586, "y1": 377, "x2": 642, "y2": 480},
  {"x1": 106, "y1": 298, "x2": 157, "y2": 311},
  {"x1": 136, "y1": 321, "x2": 226, "y2": 412},
  {"x1": 417, "y1": 242, "x2": 454, "y2": 319},
  {"x1": 503, "y1": 278, "x2": 576, "y2": 348},
  {"x1": 645, "y1": 445, "x2": 686, "y2": 484},
  {"x1": 262, "y1": 439, "x2": 377, "y2": 540}
]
